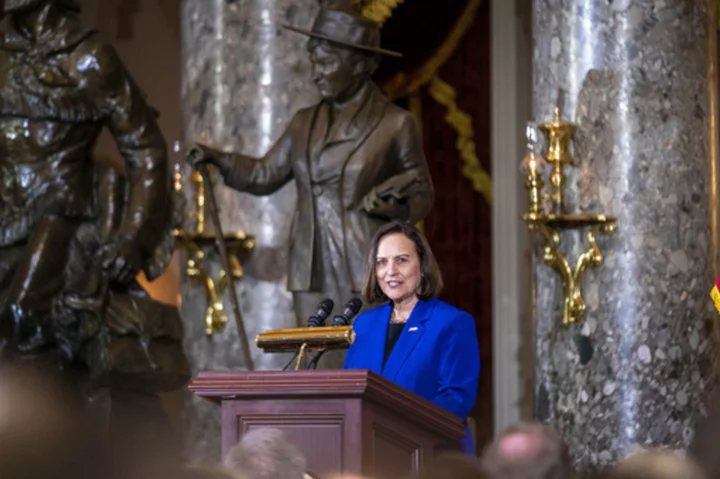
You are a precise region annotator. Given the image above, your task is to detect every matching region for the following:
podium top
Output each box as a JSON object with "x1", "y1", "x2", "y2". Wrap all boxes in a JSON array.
[{"x1": 189, "y1": 369, "x2": 465, "y2": 440}]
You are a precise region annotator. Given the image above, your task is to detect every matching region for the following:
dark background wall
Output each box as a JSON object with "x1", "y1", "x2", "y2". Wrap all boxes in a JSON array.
[{"x1": 79, "y1": 0, "x2": 183, "y2": 307}]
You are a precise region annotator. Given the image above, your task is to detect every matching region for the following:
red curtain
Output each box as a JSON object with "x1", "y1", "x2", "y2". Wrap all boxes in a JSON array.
[{"x1": 415, "y1": 1, "x2": 493, "y2": 450}]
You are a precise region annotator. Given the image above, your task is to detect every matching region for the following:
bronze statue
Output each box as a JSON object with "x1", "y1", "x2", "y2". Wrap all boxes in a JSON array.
[
  {"x1": 189, "y1": 3, "x2": 434, "y2": 335},
  {"x1": 0, "y1": 0, "x2": 188, "y2": 392}
]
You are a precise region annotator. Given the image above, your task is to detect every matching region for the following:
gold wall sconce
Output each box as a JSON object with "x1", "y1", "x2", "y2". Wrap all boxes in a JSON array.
[
  {"x1": 174, "y1": 165, "x2": 255, "y2": 336},
  {"x1": 520, "y1": 109, "x2": 618, "y2": 326}
]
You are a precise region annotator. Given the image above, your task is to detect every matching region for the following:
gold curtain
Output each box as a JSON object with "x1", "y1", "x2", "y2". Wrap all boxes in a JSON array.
[{"x1": 361, "y1": 0, "x2": 406, "y2": 24}]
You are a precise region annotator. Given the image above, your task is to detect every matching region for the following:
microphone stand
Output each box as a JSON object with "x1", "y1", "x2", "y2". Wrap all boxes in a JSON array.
[
  {"x1": 284, "y1": 313, "x2": 351, "y2": 371},
  {"x1": 301, "y1": 313, "x2": 331, "y2": 370},
  {"x1": 282, "y1": 351, "x2": 300, "y2": 371},
  {"x1": 306, "y1": 350, "x2": 327, "y2": 370},
  {"x1": 304, "y1": 317, "x2": 353, "y2": 370}
]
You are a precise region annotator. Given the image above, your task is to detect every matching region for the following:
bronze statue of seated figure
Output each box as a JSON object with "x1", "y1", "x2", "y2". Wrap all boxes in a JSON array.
[{"x1": 0, "y1": 0, "x2": 188, "y2": 392}]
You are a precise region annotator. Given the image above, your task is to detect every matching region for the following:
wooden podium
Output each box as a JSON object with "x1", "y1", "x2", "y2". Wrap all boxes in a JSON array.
[{"x1": 189, "y1": 369, "x2": 465, "y2": 478}]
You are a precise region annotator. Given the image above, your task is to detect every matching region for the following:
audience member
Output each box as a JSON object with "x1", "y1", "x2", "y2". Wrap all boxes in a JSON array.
[
  {"x1": 0, "y1": 359, "x2": 715, "y2": 479},
  {"x1": 606, "y1": 449, "x2": 705, "y2": 479},
  {"x1": 480, "y1": 422, "x2": 573, "y2": 479},
  {"x1": 690, "y1": 404, "x2": 720, "y2": 479},
  {"x1": 417, "y1": 453, "x2": 488, "y2": 479},
  {"x1": 133, "y1": 463, "x2": 248, "y2": 479},
  {"x1": 224, "y1": 428, "x2": 307, "y2": 479},
  {"x1": 0, "y1": 363, "x2": 110, "y2": 479},
  {"x1": 180, "y1": 465, "x2": 248, "y2": 479}
]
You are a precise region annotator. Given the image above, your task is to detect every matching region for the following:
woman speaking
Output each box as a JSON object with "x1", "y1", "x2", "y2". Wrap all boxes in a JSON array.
[{"x1": 343, "y1": 222, "x2": 480, "y2": 454}]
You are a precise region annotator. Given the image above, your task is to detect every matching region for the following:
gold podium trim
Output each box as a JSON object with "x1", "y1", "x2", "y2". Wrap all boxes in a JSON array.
[{"x1": 255, "y1": 326, "x2": 355, "y2": 353}]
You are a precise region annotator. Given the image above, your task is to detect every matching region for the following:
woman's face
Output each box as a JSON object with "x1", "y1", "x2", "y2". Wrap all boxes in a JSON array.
[{"x1": 375, "y1": 233, "x2": 422, "y2": 303}]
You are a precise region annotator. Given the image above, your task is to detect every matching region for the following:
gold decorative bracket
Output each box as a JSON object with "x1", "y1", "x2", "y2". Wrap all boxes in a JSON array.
[
  {"x1": 520, "y1": 103, "x2": 618, "y2": 326},
  {"x1": 173, "y1": 159, "x2": 255, "y2": 336},
  {"x1": 523, "y1": 213, "x2": 617, "y2": 325},
  {"x1": 176, "y1": 231, "x2": 255, "y2": 335}
]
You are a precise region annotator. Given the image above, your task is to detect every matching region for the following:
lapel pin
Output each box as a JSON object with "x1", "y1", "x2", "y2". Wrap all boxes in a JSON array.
[{"x1": 408, "y1": 326, "x2": 418, "y2": 332}]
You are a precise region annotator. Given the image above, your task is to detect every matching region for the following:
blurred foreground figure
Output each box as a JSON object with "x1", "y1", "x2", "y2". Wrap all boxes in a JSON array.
[
  {"x1": 417, "y1": 453, "x2": 488, "y2": 479},
  {"x1": 150, "y1": 465, "x2": 248, "y2": 479},
  {"x1": 0, "y1": 364, "x2": 109, "y2": 479},
  {"x1": 480, "y1": 422, "x2": 574, "y2": 479},
  {"x1": 224, "y1": 428, "x2": 307, "y2": 479},
  {"x1": 0, "y1": 0, "x2": 188, "y2": 464},
  {"x1": 689, "y1": 403, "x2": 720, "y2": 479},
  {"x1": 606, "y1": 450, "x2": 706, "y2": 479}
]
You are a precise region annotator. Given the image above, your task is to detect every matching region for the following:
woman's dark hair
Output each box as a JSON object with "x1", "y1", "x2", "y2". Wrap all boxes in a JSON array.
[{"x1": 361, "y1": 221, "x2": 443, "y2": 304}]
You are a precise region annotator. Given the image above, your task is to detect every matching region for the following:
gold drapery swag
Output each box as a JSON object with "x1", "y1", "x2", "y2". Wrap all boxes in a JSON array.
[
  {"x1": 357, "y1": 0, "x2": 492, "y2": 204},
  {"x1": 360, "y1": 0, "x2": 405, "y2": 24}
]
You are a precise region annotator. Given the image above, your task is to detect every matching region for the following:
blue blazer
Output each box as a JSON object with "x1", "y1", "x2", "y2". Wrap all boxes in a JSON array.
[{"x1": 343, "y1": 297, "x2": 480, "y2": 443}]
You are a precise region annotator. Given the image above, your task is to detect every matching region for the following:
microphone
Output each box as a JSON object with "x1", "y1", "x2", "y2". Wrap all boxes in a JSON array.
[
  {"x1": 307, "y1": 298, "x2": 334, "y2": 327},
  {"x1": 331, "y1": 298, "x2": 363, "y2": 327}
]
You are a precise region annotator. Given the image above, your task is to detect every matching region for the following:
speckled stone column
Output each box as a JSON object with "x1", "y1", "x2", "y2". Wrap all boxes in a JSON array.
[
  {"x1": 180, "y1": 0, "x2": 318, "y2": 461},
  {"x1": 533, "y1": 0, "x2": 719, "y2": 470}
]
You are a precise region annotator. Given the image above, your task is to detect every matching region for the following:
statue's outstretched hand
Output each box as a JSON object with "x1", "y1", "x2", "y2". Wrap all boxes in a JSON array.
[
  {"x1": 186, "y1": 143, "x2": 232, "y2": 176},
  {"x1": 99, "y1": 236, "x2": 144, "y2": 284},
  {"x1": 186, "y1": 143, "x2": 217, "y2": 166}
]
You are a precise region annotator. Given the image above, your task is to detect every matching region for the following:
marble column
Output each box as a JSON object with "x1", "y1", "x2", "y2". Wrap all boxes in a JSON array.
[
  {"x1": 491, "y1": 0, "x2": 534, "y2": 428},
  {"x1": 180, "y1": 0, "x2": 318, "y2": 461},
  {"x1": 533, "y1": 0, "x2": 719, "y2": 470}
]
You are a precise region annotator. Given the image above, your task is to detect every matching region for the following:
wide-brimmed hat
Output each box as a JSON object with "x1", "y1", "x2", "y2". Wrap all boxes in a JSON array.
[{"x1": 283, "y1": 8, "x2": 402, "y2": 58}]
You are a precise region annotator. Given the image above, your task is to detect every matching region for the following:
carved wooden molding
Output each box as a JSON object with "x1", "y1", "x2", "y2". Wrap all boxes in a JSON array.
[{"x1": 189, "y1": 370, "x2": 466, "y2": 440}]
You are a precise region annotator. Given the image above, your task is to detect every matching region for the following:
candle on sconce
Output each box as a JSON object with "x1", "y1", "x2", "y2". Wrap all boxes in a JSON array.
[
  {"x1": 527, "y1": 156, "x2": 538, "y2": 177},
  {"x1": 520, "y1": 122, "x2": 545, "y2": 215}
]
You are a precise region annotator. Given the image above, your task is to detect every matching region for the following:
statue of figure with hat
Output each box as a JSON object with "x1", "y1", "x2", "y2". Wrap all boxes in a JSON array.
[
  {"x1": 0, "y1": 0, "x2": 189, "y2": 453},
  {"x1": 189, "y1": 0, "x2": 434, "y2": 359}
]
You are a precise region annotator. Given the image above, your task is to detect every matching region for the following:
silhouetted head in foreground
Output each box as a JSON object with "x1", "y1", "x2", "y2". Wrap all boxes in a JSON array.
[{"x1": 481, "y1": 422, "x2": 574, "y2": 479}]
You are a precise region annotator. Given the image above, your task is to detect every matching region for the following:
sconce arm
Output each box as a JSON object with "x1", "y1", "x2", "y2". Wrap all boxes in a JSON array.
[
  {"x1": 176, "y1": 231, "x2": 255, "y2": 336},
  {"x1": 524, "y1": 214, "x2": 617, "y2": 325}
]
